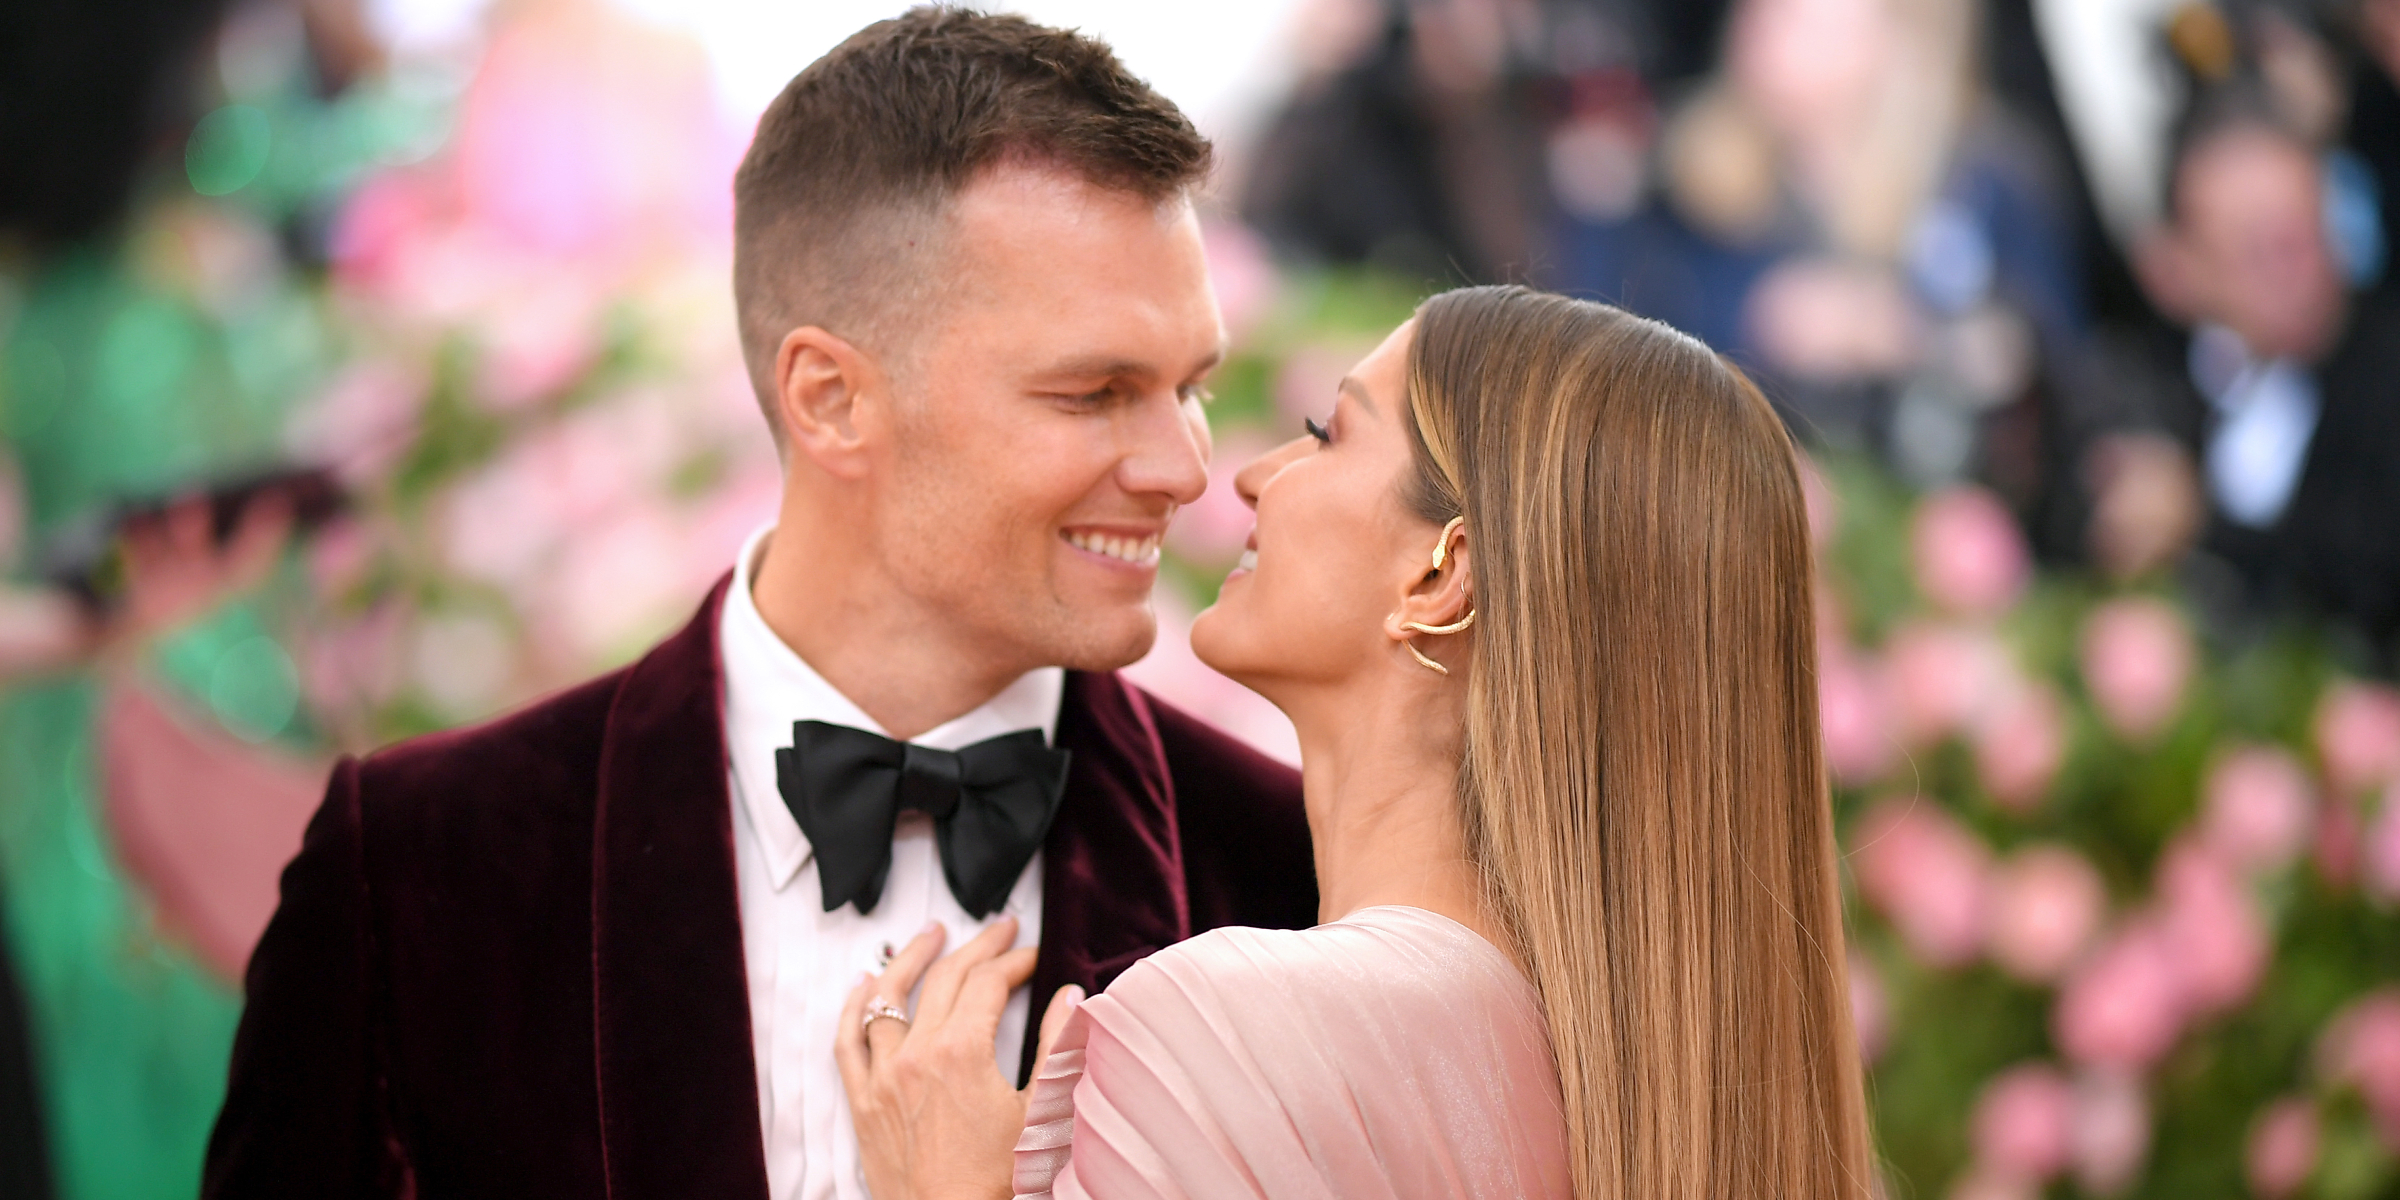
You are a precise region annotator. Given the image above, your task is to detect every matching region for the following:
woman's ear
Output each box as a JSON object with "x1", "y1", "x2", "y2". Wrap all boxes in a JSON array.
[
  {"x1": 1383, "y1": 522, "x2": 1473, "y2": 645},
  {"x1": 775, "y1": 326, "x2": 884, "y2": 479}
]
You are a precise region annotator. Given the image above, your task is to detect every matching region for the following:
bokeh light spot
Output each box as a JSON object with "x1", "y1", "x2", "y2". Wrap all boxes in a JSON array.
[
  {"x1": 1, "y1": 336, "x2": 68, "y2": 437},
  {"x1": 95, "y1": 298, "x2": 198, "y2": 413},
  {"x1": 187, "y1": 105, "x2": 274, "y2": 196},
  {"x1": 209, "y1": 635, "x2": 300, "y2": 742}
]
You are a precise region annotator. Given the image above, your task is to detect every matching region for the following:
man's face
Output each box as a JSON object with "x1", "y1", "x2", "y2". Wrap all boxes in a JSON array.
[
  {"x1": 2174, "y1": 129, "x2": 2344, "y2": 360},
  {"x1": 862, "y1": 164, "x2": 1222, "y2": 674}
]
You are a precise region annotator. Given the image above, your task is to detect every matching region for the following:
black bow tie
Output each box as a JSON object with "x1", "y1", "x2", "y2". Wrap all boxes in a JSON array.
[{"x1": 775, "y1": 721, "x2": 1071, "y2": 918}]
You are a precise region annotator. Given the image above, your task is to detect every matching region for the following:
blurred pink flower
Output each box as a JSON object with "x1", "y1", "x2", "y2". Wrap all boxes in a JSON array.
[
  {"x1": 2079, "y1": 598, "x2": 2193, "y2": 743},
  {"x1": 1985, "y1": 844, "x2": 2105, "y2": 983},
  {"x1": 2200, "y1": 745, "x2": 2317, "y2": 875},
  {"x1": 1166, "y1": 433, "x2": 1270, "y2": 566},
  {"x1": 1973, "y1": 679, "x2": 2068, "y2": 813},
  {"x1": 1819, "y1": 649, "x2": 1896, "y2": 784},
  {"x1": 478, "y1": 285, "x2": 602, "y2": 410},
  {"x1": 1884, "y1": 621, "x2": 2006, "y2": 747},
  {"x1": 1849, "y1": 951, "x2": 1889, "y2": 1063},
  {"x1": 2318, "y1": 989, "x2": 2400, "y2": 1148},
  {"x1": 1971, "y1": 1063, "x2": 2074, "y2": 1183},
  {"x1": 1911, "y1": 486, "x2": 2028, "y2": 618},
  {"x1": 331, "y1": 0, "x2": 744, "y2": 319},
  {"x1": 304, "y1": 517, "x2": 376, "y2": 601},
  {"x1": 285, "y1": 360, "x2": 425, "y2": 483},
  {"x1": 2363, "y1": 784, "x2": 2400, "y2": 903},
  {"x1": 2245, "y1": 1098, "x2": 2321, "y2": 1199},
  {"x1": 297, "y1": 602, "x2": 406, "y2": 720},
  {"x1": 2070, "y1": 1070, "x2": 2151, "y2": 1195},
  {"x1": 2315, "y1": 681, "x2": 2400, "y2": 798},
  {"x1": 451, "y1": 3, "x2": 735, "y2": 258},
  {"x1": 2317, "y1": 795, "x2": 2363, "y2": 889},
  {"x1": 1850, "y1": 796, "x2": 1991, "y2": 967},
  {"x1": 540, "y1": 509, "x2": 696, "y2": 664},
  {"x1": 1200, "y1": 220, "x2": 1280, "y2": 344},
  {"x1": 2054, "y1": 923, "x2": 2185, "y2": 1070},
  {"x1": 2154, "y1": 838, "x2": 2270, "y2": 1014}
]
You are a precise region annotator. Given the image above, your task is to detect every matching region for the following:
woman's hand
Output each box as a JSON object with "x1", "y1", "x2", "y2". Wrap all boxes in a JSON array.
[{"x1": 836, "y1": 916, "x2": 1083, "y2": 1200}]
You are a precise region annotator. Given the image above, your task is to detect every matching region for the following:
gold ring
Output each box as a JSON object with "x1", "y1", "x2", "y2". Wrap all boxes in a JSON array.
[{"x1": 863, "y1": 999, "x2": 910, "y2": 1031}]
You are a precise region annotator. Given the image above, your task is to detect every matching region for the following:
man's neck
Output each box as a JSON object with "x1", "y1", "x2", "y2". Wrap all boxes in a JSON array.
[{"x1": 749, "y1": 516, "x2": 1030, "y2": 742}]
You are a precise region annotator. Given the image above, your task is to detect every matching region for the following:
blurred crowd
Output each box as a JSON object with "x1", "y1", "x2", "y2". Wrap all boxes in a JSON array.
[{"x1": 1243, "y1": 0, "x2": 2400, "y2": 672}]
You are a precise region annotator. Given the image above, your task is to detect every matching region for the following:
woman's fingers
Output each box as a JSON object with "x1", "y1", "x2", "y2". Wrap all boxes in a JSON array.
[
  {"x1": 876, "y1": 922, "x2": 948, "y2": 1002},
  {"x1": 912, "y1": 915, "x2": 1019, "y2": 1028},
  {"x1": 834, "y1": 971, "x2": 874, "y2": 1099},
  {"x1": 947, "y1": 946, "x2": 1040, "y2": 1042},
  {"x1": 866, "y1": 923, "x2": 947, "y2": 1058},
  {"x1": 1027, "y1": 983, "x2": 1085, "y2": 1084}
]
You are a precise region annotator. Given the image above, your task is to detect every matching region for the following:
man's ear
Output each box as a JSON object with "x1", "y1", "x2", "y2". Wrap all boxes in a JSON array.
[
  {"x1": 774, "y1": 326, "x2": 884, "y2": 480},
  {"x1": 1383, "y1": 524, "x2": 1474, "y2": 645}
]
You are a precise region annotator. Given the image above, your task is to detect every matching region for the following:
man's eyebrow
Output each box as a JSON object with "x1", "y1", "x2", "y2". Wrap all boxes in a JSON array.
[
  {"x1": 1033, "y1": 348, "x2": 1226, "y2": 381},
  {"x1": 1339, "y1": 376, "x2": 1381, "y2": 419},
  {"x1": 1031, "y1": 356, "x2": 1154, "y2": 380}
]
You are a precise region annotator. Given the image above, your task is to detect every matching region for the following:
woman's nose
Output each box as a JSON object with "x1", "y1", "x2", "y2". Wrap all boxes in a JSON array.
[{"x1": 1232, "y1": 437, "x2": 1313, "y2": 511}]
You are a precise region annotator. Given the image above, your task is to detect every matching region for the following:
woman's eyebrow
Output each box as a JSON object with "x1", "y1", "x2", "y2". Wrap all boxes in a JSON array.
[{"x1": 1339, "y1": 376, "x2": 1381, "y2": 419}]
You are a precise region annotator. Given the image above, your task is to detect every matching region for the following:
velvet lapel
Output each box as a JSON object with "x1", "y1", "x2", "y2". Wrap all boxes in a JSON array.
[
  {"x1": 1017, "y1": 671, "x2": 1190, "y2": 1081},
  {"x1": 590, "y1": 577, "x2": 770, "y2": 1199}
]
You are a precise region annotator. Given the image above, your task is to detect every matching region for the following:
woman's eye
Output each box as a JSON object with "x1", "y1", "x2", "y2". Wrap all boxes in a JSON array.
[
  {"x1": 1179, "y1": 384, "x2": 1215, "y2": 404},
  {"x1": 1304, "y1": 416, "x2": 1331, "y2": 444}
]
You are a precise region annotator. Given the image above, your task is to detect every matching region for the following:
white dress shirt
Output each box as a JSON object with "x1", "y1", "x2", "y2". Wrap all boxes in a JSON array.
[
  {"x1": 720, "y1": 526, "x2": 1059, "y2": 1200},
  {"x1": 2188, "y1": 324, "x2": 2321, "y2": 531}
]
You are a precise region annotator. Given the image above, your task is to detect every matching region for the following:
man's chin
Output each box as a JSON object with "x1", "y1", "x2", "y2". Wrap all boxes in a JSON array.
[{"x1": 1044, "y1": 605, "x2": 1158, "y2": 673}]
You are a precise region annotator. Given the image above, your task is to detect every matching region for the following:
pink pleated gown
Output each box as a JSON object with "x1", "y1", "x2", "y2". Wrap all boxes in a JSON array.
[{"x1": 1013, "y1": 905, "x2": 1572, "y2": 1200}]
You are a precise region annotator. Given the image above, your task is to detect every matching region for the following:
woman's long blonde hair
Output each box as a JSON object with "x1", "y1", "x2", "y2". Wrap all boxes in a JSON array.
[{"x1": 1405, "y1": 287, "x2": 1873, "y2": 1200}]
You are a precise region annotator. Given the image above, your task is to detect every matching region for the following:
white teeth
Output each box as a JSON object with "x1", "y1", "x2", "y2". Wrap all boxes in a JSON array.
[
  {"x1": 1236, "y1": 549, "x2": 1257, "y2": 572},
  {"x1": 1065, "y1": 530, "x2": 1160, "y2": 565}
]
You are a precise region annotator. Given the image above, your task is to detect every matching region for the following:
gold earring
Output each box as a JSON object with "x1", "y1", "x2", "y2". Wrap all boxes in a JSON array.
[
  {"x1": 1400, "y1": 608, "x2": 1474, "y2": 674},
  {"x1": 1400, "y1": 610, "x2": 1475, "y2": 637},
  {"x1": 1406, "y1": 517, "x2": 1472, "y2": 675},
  {"x1": 1430, "y1": 516, "x2": 1465, "y2": 571}
]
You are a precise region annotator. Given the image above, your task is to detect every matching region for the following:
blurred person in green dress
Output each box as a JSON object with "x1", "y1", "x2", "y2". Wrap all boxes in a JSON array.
[{"x1": 1, "y1": 0, "x2": 389, "y2": 1193}]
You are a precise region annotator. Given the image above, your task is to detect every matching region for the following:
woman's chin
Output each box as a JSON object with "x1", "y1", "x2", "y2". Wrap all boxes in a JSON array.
[
  {"x1": 1187, "y1": 603, "x2": 1233, "y2": 671},
  {"x1": 1188, "y1": 602, "x2": 1266, "y2": 683}
]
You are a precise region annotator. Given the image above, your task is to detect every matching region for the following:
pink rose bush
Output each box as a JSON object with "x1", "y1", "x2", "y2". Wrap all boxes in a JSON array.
[{"x1": 1809, "y1": 459, "x2": 2400, "y2": 1197}]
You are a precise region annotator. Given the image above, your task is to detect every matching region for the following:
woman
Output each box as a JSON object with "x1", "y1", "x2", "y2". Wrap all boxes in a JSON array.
[{"x1": 840, "y1": 286, "x2": 1874, "y2": 1199}]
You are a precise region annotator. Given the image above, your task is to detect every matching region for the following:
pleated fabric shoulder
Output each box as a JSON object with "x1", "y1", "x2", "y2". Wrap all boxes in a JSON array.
[{"x1": 1012, "y1": 905, "x2": 1571, "y2": 1200}]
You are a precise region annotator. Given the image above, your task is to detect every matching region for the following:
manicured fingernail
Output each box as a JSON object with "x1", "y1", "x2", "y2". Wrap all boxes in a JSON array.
[{"x1": 921, "y1": 920, "x2": 941, "y2": 934}]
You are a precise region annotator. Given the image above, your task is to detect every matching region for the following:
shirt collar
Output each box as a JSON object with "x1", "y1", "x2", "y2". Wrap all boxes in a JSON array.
[{"x1": 718, "y1": 524, "x2": 1065, "y2": 890}]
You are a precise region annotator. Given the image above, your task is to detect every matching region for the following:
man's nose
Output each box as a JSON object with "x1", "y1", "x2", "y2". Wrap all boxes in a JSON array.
[{"x1": 1119, "y1": 389, "x2": 1211, "y2": 505}]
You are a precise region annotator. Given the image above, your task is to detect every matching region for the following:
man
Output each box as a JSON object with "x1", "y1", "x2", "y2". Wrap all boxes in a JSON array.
[
  {"x1": 202, "y1": 9, "x2": 1315, "y2": 1198},
  {"x1": 2076, "y1": 80, "x2": 2400, "y2": 661}
]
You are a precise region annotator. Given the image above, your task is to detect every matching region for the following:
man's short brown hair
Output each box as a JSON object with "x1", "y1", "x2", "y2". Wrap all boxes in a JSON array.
[{"x1": 732, "y1": 6, "x2": 1213, "y2": 425}]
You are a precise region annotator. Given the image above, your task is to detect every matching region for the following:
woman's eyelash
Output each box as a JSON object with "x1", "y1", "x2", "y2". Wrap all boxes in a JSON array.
[{"x1": 1304, "y1": 417, "x2": 1331, "y2": 443}]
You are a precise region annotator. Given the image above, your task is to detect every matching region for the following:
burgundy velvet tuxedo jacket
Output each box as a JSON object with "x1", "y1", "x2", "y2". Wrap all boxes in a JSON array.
[{"x1": 203, "y1": 579, "x2": 1315, "y2": 1199}]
